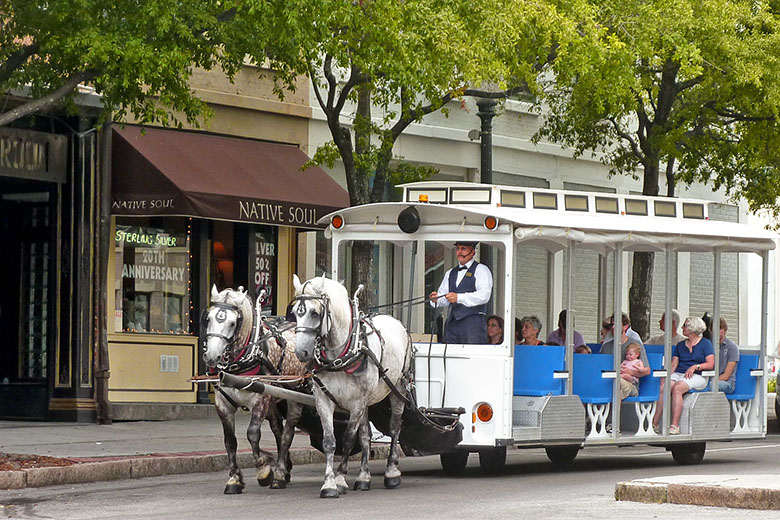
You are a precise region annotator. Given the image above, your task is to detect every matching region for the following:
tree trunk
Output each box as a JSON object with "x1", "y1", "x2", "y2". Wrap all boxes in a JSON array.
[
  {"x1": 349, "y1": 85, "x2": 375, "y2": 308},
  {"x1": 351, "y1": 240, "x2": 374, "y2": 308},
  {"x1": 629, "y1": 155, "x2": 660, "y2": 340},
  {"x1": 629, "y1": 251, "x2": 653, "y2": 340}
]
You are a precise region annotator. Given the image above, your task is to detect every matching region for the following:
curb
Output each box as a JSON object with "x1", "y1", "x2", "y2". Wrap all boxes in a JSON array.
[
  {"x1": 616, "y1": 477, "x2": 780, "y2": 510},
  {"x1": 1, "y1": 445, "x2": 390, "y2": 490}
]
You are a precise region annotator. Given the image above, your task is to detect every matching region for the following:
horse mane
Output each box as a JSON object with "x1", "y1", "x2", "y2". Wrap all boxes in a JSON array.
[{"x1": 212, "y1": 288, "x2": 253, "y2": 347}]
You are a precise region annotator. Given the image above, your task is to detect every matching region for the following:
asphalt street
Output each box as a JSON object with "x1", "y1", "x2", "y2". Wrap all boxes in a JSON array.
[{"x1": 3, "y1": 435, "x2": 780, "y2": 520}]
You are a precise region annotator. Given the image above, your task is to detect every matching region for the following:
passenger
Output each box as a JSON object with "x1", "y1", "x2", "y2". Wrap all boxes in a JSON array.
[
  {"x1": 575, "y1": 344, "x2": 592, "y2": 354},
  {"x1": 600, "y1": 313, "x2": 651, "y2": 395},
  {"x1": 651, "y1": 316, "x2": 715, "y2": 435},
  {"x1": 486, "y1": 314, "x2": 504, "y2": 345},
  {"x1": 429, "y1": 241, "x2": 493, "y2": 344},
  {"x1": 599, "y1": 319, "x2": 611, "y2": 343},
  {"x1": 716, "y1": 317, "x2": 740, "y2": 394},
  {"x1": 646, "y1": 309, "x2": 687, "y2": 346},
  {"x1": 517, "y1": 315, "x2": 544, "y2": 346},
  {"x1": 701, "y1": 312, "x2": 713, "y2": 341},
  {"x1": 619, "y1": 343, "x2": 646, "y2": 399},
  {"x1": 546, "y1": 310, "x2": 586, "y2": 348}
]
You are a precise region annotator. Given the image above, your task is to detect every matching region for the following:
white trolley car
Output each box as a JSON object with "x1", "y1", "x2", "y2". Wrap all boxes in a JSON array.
[{"x1": 322, "y1": 181, "x2": 776, "y2": 473}]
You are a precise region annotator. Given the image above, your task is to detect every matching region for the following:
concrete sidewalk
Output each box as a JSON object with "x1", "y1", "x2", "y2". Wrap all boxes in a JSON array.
[
  {"x1": 616, "y1": 475, "x2": 780, "y2": 510},
  {"x1": 0, "y1": 415, "x2": 378, "y2": 490}
]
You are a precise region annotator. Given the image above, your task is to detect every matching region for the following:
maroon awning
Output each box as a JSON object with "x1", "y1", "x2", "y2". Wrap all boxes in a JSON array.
[{"x1": 111, "y1": 125, "x2": 349, "y2": 228}]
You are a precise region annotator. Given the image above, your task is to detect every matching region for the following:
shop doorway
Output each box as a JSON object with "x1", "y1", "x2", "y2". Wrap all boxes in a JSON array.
[{"x1": 0, "y1": 178, "x2": 55, "y2": 419}]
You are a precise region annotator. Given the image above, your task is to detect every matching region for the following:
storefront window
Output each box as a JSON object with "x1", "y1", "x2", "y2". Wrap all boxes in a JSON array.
[
  {"x1": 114, "y1": 217, "x2": 192, "y2": 334},
  {"x1": 252, "y1": 227, "x2": 278, "y2": 315}
]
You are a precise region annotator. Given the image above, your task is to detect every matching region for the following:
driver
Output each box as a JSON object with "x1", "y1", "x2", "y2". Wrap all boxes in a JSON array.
[{"x1": 429, "y1": 241, "x2": 493, "y2": 344}]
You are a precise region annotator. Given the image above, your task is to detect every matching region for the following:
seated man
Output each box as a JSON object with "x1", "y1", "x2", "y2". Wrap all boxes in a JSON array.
[
  {"x1": 546, "y1": 310, "x2": 586, "y2": 348},
  {"x1": 647, "y1": 309, "x2": 687, "y2": 346},
  {"x1": 717, "y1": 317, "x2": 740, "y2": 393},
  {"x1": 600, "y1": 312, "x2": 650, "y2": 399}
]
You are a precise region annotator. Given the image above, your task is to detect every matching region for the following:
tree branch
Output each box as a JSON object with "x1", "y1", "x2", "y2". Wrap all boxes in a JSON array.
[
  {"x1": 665, "y1": 156, "x2": 676, "y2": 197},
  {"x1": 702, "y1": 101, "x2": 773, "y2": 122},
  {"x1": 607, "y1": 116, "x2": 643, "y2": 161},
  {"x1": 322, "y1": 55, "x2": 337, "y2": 111},
  {"x1": 0, "y1": 43, "x2": 38, "y2": 85},
  {"x1": 0, "y1": 69, "x2": 97, "y2": 127},
  {"x1": 333, "y1": 63, "x2": 364, "y2": 116}
]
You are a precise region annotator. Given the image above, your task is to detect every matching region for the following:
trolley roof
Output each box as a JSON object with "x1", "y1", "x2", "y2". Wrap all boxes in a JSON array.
[{"x1": 321, "y1": 182, "x2": 777, "y2": 254}]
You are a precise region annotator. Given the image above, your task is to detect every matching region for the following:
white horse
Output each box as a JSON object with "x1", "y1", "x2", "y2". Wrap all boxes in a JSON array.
[
  {"x1": 292, "y1": 274, "x2": 412, "y2": 498},
  {"x1": 202, "y1": 285, "x2": 307, "y2": 493}
]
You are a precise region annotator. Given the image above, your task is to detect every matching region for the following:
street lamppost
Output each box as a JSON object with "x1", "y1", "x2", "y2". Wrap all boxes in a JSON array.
[
  {"x1": 476, "y1": 97, "x2": 498, "y2": 314},
  {"x1": 476, "y1": 98, "x2": 498, "y2": 185}
]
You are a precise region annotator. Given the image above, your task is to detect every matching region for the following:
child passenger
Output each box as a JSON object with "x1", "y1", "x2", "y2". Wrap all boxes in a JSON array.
[
  {"x1": 619, "y1": 342, "x2": 645, "y2": 399},
  {"x1": 575, "y1": 345, "x2": 592, "y2": 354}
]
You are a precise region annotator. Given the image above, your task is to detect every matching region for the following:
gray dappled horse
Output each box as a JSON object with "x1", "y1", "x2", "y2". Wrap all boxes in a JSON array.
[
  {"x1": 293, "y1": 274, "x2": 412, "y2": 498},
  {"x1": 202, "y1": 285, "x2": 306, "y2": 493}
]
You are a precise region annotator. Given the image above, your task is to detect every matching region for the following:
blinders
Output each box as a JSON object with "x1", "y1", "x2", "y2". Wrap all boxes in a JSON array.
[
  {"x1": 202, "y1": 302, "x2": 245, "y2": 362},
  {"x1": 293, "y1": 290, "x2": 331, "y2": 341}
]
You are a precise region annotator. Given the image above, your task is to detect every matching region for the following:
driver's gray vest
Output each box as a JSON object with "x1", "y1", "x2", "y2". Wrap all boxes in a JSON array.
[{"x1": 447, "y1": 262, "x2": 486, "y2": 320}]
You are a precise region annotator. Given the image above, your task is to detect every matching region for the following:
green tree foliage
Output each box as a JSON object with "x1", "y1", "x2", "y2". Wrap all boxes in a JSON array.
[
  {"x1": 226, "y1": 0, "x2": 590, "y2": 297},
  {"x1": 0, "y1": 0, "x2": 242, "y2": 126},
  {"x1": 535, "y1": 0, "x2": 780, "y2": 337}
]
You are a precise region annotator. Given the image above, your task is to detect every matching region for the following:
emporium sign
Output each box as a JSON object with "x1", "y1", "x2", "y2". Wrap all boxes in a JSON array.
[{"x1": 0, "y1": 127, "x2": 67, "y2": 183}]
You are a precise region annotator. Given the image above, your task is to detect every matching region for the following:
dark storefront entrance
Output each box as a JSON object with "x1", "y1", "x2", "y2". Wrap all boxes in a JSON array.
[
  {"x1": 0, "y1": 179, "x2": 56, "y2": 418},
  {"x1": 0, "y1": 127, "x2": 68, "y2": 419}
]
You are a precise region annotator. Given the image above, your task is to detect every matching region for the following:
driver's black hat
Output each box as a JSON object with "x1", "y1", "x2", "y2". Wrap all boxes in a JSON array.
[{"x1": 454, "y1": 241, "x2": 478, "y2": 248}]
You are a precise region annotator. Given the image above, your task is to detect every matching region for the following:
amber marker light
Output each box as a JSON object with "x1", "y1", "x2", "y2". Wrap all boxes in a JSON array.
[
  {"x1": 331, "y1": 215, "x2": 344, "y2": 229},
  {"x1": 484, "y1": 216, "x2": 498, "y2": 230},
  {"x1": 418, "y1": 194, "x2": 429, "y2": 203},
  {"x1": 476, "y1": 403, "x2": 493, "y2": 422}
]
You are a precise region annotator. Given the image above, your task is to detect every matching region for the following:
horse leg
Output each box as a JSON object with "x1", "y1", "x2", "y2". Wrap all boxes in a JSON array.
[
  {"x1": 334, "y1": 407, "x2": 363, "y2": 494},
  {"x1": 217, "y1": 400, "x2": 245, "y2": 494},
  {"x1": 352, "y1": 414, "x2": 372, "y2": 491},
  {"x1": 314, "y1": 394, "x2": 340, "y2": 498},
  {"x1": 384, "y1": 392, "x2": 405, "y2": 489},
  {"x1": 271, "y1": 401, "x2": 302, "y2": 489},
  {"x1": 248, "y1": 396, "x2": 275, "y2": 487}
]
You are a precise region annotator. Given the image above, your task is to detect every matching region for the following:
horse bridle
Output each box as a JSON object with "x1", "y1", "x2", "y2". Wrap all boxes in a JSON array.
[
  {"x1": 293, "y1": 284, "x2": 363, "y2": 370},
  {"x1": 203, "y1": 301, "x2": 246, "y2": 366},
  {"x1": 293, "y1": 288, "x2": 331, "y2": 352}
]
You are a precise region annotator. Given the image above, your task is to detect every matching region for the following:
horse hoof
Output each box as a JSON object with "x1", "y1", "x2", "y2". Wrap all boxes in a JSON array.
[
  {"x1": 224, "y1": 484, "x2": 244, "y2": 494},
  {"x1": 320, "y1": 488, "x2": 340, "y2": 499},
  {"x1": 270, "y1": 479, "x2": 287, "y2": 490},
  {"x1": 353, "y1": 480, "x2": 371, "y2": 491},
  {"x1": 285, "y1": 472, "x2": 291, "y2": 483},
  {"x1": 384, "y1": 476, "x2": 401, "y2": 489},
  {"x1": 258, "y1": 470, "x2": 274, "y2": 487}
]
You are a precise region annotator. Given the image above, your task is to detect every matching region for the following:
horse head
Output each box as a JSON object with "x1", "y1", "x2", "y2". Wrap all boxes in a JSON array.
[
  {"x1": 202, "y1": 285, "x2": 253, "y2": 368},
  {"x1": 292, "y1": 274, "x2": 350, "y2": 363}
]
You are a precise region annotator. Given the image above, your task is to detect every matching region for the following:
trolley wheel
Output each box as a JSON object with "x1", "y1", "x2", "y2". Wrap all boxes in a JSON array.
[
  {"x1": 545, "y1": 445, "x2": 580, "y2": 465},
  {"x1": 440, "y1": 451, "x2": 469, "y2": 476},
  {"x1": 478, "y1": 446, "x2": 507, "y2": 474},
  {"x1": 670, "y1": 442, "x2": 706, "y2": 465}
]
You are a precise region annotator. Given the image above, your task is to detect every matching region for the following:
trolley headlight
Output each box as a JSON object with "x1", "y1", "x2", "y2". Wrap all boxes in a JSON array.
[{"x1": 397, "y1": 206, "x2": 421, "y2": 234}]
